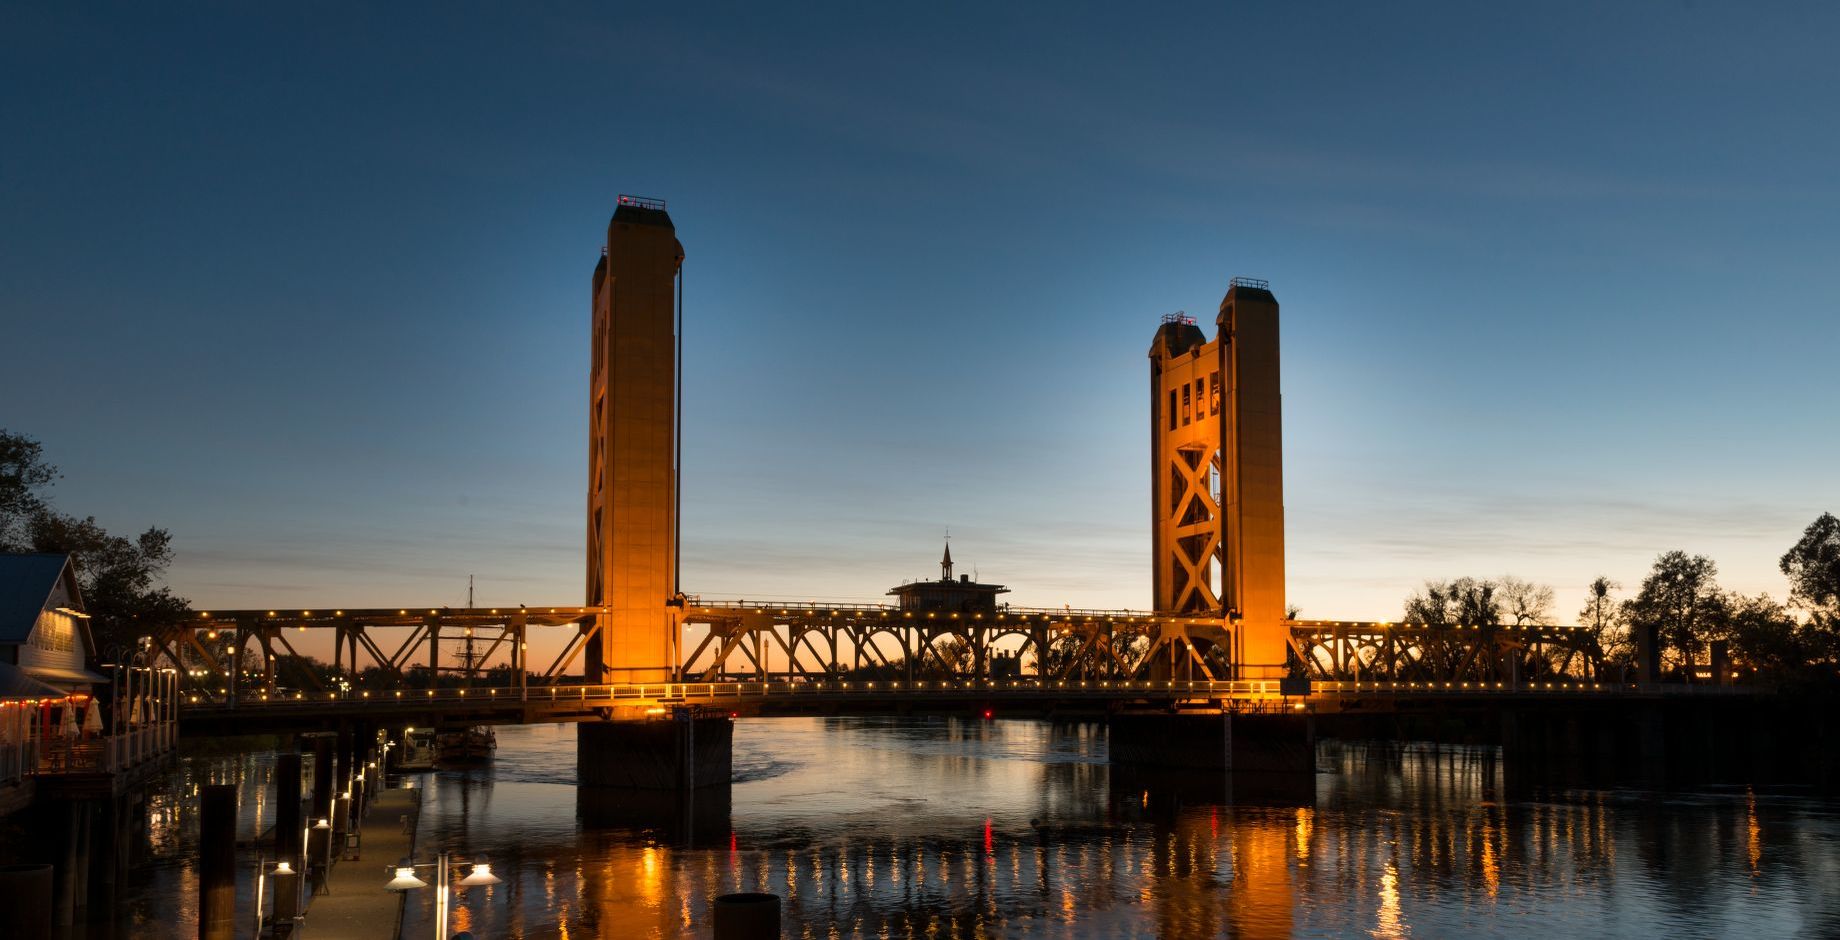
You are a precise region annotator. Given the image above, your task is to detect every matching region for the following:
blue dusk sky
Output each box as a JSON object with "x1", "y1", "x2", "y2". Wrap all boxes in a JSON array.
[{"x1": 2, "y1": 2, "x2": 1836, "y2": 626}]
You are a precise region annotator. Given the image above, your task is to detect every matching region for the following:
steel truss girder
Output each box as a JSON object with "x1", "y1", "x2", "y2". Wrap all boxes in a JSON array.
[
  {"x1": 147, "y1": 605, "x2": 1606, "y2": 703},
  {"x1": 1288, "y1": 621, "x2": 1605, "y2": 684}
]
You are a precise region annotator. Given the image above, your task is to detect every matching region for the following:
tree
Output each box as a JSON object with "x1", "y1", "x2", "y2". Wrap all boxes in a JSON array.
[
  {"x1": 1499, "y1": 576, "x2": 1556, "y2": 627},
  {"x1": 0, "y1": 430, "x2": 190, "y2": 655},
  {"x1": 1719, "y1": 592, "x2": 1811, "y2": 679},
  {"x1": 1579, "y1": 576, "x2": 1632, "y2": 672},
  {"x1": 0, "y1": 429, "x2": 59, "y2": 550},
  {"x1": 1402, "y1": 577, "x2": 1502, "y2": 626},
  {"x1": 1780, "y1": 512, "x2": 1840, "y2": 663},
  {"x1": 1623, "y1": 551, "x2": 1725, "y2": 682}
]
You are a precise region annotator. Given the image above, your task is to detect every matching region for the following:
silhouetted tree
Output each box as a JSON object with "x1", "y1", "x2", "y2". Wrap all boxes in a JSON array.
[
  {"x1": 0, "y1": 429, "x2": 58, "y2": 549},
  {"x1": 1718, "y1": 593, "x2": 1812, "y2": 679},
  {"x1": 1499, "y1": 575, "x2": 1556, "y2": 627},
  {"x1": 1579, "y1": 576, "x2": 1632, "y2": 674},
  {"x1": 1402, "y1": 577, "x2": 1502, "y2": 626},
  {"x1": 1780, "y1": 512, "x2": 1840, "y2": 663},
  {"x1": 1624, "y1": 551, "x2": 1725, "y2": 682}
]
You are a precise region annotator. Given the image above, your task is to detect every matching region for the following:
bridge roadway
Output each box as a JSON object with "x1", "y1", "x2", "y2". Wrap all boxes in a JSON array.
[{"x1": 174, "y1": 676, "x2": 1699, "y2": 734}]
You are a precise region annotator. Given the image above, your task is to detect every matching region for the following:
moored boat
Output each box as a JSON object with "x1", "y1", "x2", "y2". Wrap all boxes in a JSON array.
[{"x1": 436, "y1": 726, "x2": 496, "y2": 766}]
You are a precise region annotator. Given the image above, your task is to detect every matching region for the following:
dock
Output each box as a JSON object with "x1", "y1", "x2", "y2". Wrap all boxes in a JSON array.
[{"x1": 295, "y1": 785, "x2": 420, "y2": 938}]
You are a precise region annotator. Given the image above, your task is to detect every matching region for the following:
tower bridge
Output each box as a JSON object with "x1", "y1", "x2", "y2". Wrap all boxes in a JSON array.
[
  {"x1": 141, "y1": 196, "x2": 1746, "y2": 790},
  {"x1": 153, "y1": 195, "x2": 1612, "y2": 704}
]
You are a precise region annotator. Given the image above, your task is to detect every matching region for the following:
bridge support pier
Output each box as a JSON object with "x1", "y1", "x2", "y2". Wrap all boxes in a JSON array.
[
  {"x1": 1108, "y1": 712, "x2": 1315, "y2": 803},
  {"x1": 577, "y1": 713, "x2": 733, "y2": 841},
  {"x1": 578, "y1": 714, "x2": 731, "y2": 790}
]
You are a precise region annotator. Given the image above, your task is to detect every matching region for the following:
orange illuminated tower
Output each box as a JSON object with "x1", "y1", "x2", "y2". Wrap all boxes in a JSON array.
[
  {"x1": 586, "y1": 195, "x2": 683, "y2": 683},
  {"x1": 1148, "y1": 278, "x2": 1286, "y2": 678}
]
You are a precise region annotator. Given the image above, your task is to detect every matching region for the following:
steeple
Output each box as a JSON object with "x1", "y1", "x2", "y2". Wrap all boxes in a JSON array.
[{"x1": 941, "y1": 540, "x2": 954, "y2": 582}]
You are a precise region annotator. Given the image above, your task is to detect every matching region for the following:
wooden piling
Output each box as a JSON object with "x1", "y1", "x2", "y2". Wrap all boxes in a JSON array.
[{"x1": 198, "y1": 784, "x2": 236, "y2": 940}]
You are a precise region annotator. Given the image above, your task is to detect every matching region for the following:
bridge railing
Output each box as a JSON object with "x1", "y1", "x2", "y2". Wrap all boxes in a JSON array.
[{"x1": 177, "y1": 675, "x2": 1670, "y2": 715}]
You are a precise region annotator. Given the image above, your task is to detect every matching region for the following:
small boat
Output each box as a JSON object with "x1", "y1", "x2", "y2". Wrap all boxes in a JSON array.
[
  {"x1": 397, "y1": 727, "x2": 438, "y2": 771},
  {"x1": 436, "y1": 726, "x2": 496, "y2": 766}
]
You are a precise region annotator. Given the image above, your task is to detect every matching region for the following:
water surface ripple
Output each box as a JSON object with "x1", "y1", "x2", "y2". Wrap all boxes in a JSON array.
[{"x1": 108, "y1": 717, "x2": 1840, "y2": 938}]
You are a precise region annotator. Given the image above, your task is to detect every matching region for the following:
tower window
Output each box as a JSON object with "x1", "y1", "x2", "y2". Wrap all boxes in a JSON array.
[{"x1": 1181, "y1": 384, "x2": 1192, "y2": 426}]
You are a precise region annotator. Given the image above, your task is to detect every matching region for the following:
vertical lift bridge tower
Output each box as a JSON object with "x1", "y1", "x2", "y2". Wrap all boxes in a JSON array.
[
  {"x1": 1148, "y1": 278, "x2": 1287, "y2": 679},
  {"x1": 586, "y1": 196, "x2": 683, "y2": 684}
]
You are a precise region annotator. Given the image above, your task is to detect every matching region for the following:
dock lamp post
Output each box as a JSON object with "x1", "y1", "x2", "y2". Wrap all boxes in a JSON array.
[
  {"x1": 385, "y1": 853, "x2": 501, "y2": 940},
  {"x1": 310, "y1": 817, "x2": 333, "y2": 889},
  {"x1": 336, "y1": 789, "x2": 353, "y2": 849},
  {"x1": 254, "y1": 859, "x2": 300, "y2": 936}
]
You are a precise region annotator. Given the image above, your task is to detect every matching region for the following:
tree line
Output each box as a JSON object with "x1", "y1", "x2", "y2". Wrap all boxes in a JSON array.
[{"x1": 1400, "y1": 513, "x2": 1840, "y2": 684}]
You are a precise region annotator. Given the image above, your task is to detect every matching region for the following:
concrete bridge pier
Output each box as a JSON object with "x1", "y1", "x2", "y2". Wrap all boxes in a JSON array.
[
  {"x1": 578, "y1": 711, "x2": 733, "y2": 790},
  {"x1": 1108, "y1": 711, "x2": 1315, "y2": 804},
  {"x1": 577, "y1": 711, "x2": 733, "y2": 841}
]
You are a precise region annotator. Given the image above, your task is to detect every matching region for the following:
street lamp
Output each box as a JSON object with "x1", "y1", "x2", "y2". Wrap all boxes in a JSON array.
[{"x1": 384, "y1": 852, "x2": 501, "y2": 940}]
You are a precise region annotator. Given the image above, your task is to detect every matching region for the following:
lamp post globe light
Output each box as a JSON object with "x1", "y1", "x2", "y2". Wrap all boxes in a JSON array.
[{"x1": 384, "y1": 852, "x2": 502, "y2": 940}]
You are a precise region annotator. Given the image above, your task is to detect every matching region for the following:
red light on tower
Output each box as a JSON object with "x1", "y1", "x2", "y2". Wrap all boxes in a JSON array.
[{"x1": 982, "y1": 709, "x2": 993, "y2": 720}]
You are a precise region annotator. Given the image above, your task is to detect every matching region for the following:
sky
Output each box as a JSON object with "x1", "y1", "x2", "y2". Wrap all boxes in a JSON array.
[{"x1": 3, "y1": 2, "x2": 1837, "y2": 638}]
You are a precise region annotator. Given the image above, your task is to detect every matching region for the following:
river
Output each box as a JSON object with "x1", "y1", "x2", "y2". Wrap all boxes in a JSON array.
[{"x1": 105, "y1": 717, "x2": 1840, "y2": 938}]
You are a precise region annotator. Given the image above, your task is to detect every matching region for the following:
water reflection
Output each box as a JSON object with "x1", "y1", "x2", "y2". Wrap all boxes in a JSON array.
[{"x1": 104, "y1": 720, "x2": 1840, "y2": 938}]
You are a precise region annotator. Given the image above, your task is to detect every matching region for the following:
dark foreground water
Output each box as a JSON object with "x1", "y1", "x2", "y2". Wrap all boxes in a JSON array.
[{"x1": 109, "y1": 718, "x2": 1840, "y2": 938}]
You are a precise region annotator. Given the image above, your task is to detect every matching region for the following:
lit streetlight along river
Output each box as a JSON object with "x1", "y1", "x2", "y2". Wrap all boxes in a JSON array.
[{"x1": 108, "y1": 718, "x2": 1839, "y2": 938}]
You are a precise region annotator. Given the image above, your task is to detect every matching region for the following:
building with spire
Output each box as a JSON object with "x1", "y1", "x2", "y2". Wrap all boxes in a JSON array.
[{"x1": 886, "y1": 541, "x2": 1010, "y2": 614}]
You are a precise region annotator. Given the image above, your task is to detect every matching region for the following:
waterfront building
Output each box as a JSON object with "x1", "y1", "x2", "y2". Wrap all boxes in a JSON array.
[{"x1": 0, "y1": 553, "x2": 105, "y2": 694}]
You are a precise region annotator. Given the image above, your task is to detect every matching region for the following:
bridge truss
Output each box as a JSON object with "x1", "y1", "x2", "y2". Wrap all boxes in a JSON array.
[{"x1": 145, "y1": 601, "x2": 1608, "y2": 705}]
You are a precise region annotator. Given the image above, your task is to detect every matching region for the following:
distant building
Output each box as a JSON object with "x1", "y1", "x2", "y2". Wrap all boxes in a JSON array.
[
  {"x1": 0, "y1": 554, "x2": 105, "y2": 694},
  {"x1": 887, "y1": 542, "x2": 1010, "y2": 614}
]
